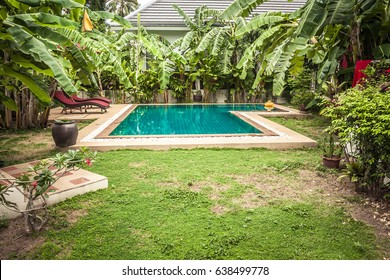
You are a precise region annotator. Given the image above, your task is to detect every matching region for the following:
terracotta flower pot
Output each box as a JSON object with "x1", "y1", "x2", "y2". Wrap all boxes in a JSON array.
[
  {"x1": 322, "y1": 155, "x2": 341, "y2": 168},
  {"x1": 51, "y1": 120, "x2": 78, "y2": 147}
]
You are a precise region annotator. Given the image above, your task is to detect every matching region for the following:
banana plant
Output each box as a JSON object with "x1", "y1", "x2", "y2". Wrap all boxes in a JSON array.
[
  {"x1": 0, "y1": 0, "x2": 132, "y2": 128},
  {"x1": 223, "y1": 0, "x2": 390, "y2": 96}
]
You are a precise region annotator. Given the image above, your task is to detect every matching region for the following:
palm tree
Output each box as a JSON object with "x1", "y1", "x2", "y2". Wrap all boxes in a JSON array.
[{"x1": 105, "y1": 0, "x2": 139, "y2": 17}]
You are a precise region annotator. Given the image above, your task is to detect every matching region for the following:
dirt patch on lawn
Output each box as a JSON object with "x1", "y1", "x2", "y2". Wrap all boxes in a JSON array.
[
  {"x1": 231, "y1": 170, "x2": 352, "y2": 207},
  {"x1": 0, "y1": 168, "x2": 388, "y2": 259},
  {"x1": 0, "y1": 207, "x2": 89, "y2": 259},
  {"x1": 0, "y1": 216, "x2": 45, "y2": 259},
  {"x1": 65, "y1": 209, "x2": 88, "y2": 224},
  {"x1": 211, "y1": 204, "x2": 230, "y2": 215},
  {"x1": 128, "y1": 161, "x2": 147, "y2": 168},
  {"x1": 230, "y1": 170, "x2": 389, "y2": 258}
]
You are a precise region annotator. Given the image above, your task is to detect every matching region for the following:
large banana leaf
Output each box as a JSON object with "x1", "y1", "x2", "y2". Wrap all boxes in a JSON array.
[
  {"x1": 235, "y1": 13, "x2": 285, "y2": 38},
  {"x1": 9, "y1": 13, "x2": 79, "y2": 29},
  {"x1": 180, "y1": 31, "x2": 196, "y2": 51},
  {"x1": 13, "y1": 21, "x2": 72, "y2": 50},
  {"x1": 140, "y1": 35, "x2": 163, "y2": 60},
  {"x1": 92, "y1": 11, "x2": 131, "y2": 28},
  {"x1": 173, "y1": 4, "x2": 197, "y2": 30},
  {"x1": 59, "y1": 28, "x2": 132, "y2": 89},
  {"x1": 220, "y1": 44, "x2": 234, "y2": 75},
  {"x1": 158, "y1": 61, "x2": 173, "y2": 90},
  {"x1": 12, "y1": 53, "x2": 53, "y2": 76},
  {"x1": 294, "y1": 0, "x2": 327, "y2": 39},
  {"x1": 196, "y1": 27, "x2": 229, "y2": 55},
  {"x1": 235, "y1": 17, "x2": 247, "y2": 31},
  {"x1": 115, "y1": 32, "x2": 136, "y2": 47},
  {"x1": 221, "y1": 0, "x2": 267, "y2": 19},
  {"x1": 0, "y1": 92, "x2": 18, "y2": 111},
  {"x1": 0, "y1": 65, "x2": 51, "y2": 104},
  {"x1": 8, "y1": 26, "x2": 78, "y2": 93},
  {"x1": 326, "y1": 0, "x2": 354, "y2": 25},
  {"x1": 317, "y1": 45, "x2": 345, "y2": 83},
  {"x1": 237, "y1": 24, "x2": 283, "y2": 69},
  {"x1": 271, "y1": 37, "x2": 307, "y2": 95},
  {"x1": 374, "y1": 43, "x2": 390, "y2": 58},
  {"x1": 16, "y1": 0, "x2": 84, "y2": 8},
  {"x1": 170, "y1": 50, "x2": 187, "y2": 65}
]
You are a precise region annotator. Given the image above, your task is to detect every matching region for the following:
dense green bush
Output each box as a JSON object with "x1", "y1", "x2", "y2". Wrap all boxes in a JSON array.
[
  {"x1": 291, "y1": 90, "x2": 315, "y2": 111},
  {"x1": 321, "y1": 85, "x2": 390, "y2": 199}
]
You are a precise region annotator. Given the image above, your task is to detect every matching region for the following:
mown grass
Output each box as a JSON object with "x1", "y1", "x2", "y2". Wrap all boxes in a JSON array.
[
  {"x1": 23, "y1": 148, "x2": 381, "y2": 260},
  {"x1": 266, "y1": 115, "x2": 330, "y2": 141},
  {"x1": 0, "y1": 120, "x2": 94, "y2": 166},
  {"x1": 1, "y1": 115, "x2": 387, "y2": 260}
]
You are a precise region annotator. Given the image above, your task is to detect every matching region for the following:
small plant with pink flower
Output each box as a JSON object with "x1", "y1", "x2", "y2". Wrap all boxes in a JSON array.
[{"x1": 0, "y1": 147, "x2": 97, "y2": 233}]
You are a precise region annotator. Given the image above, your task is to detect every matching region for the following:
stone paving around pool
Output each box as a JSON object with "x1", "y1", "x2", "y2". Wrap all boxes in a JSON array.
[
  {"x1": 49, "y1": 104, "x2": 317, "y2": 150},
  {"x1": 0, "y1": 161, "x2": 108, "y2": 219}
]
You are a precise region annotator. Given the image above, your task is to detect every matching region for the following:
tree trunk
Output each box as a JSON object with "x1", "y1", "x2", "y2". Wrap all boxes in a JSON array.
[
  {"x1": 27, "y1": 92, "x2": 32, "y2": 128},
  {"x1": 41, "y1": 79, "x2": 58, "y2": 128},
  {"x1": 14, "y1": 90, "x2": 20, "y2": 129},
  {"x1": 0, "y1": 115, "x2": 5, "y2": 128},
  {"x1": 21, "y1": 88, "x2": 27, "y2": 128},
  {"x1": 4, "y1": 88, "x2": 12, "y2": 129},
  {"x1": 350, "y1": 22, "x2": 362, "y2": 63}
]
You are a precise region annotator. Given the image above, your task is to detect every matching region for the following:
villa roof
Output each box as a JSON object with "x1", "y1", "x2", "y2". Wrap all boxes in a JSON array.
[{"x1": 123, "y1": 0, "x2": 307, "y2": 28}]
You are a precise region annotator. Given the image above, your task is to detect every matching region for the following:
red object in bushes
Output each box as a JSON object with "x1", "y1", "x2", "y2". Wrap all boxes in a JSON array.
[
  {"x1": 352, "y1": 60, "x2": 372, "y2": 87},
  {"x1": 352, "y1": 60, "x2": 390, "y2": 87}
]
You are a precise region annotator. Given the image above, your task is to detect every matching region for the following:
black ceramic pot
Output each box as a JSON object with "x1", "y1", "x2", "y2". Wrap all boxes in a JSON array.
[
  {"x1": 193, "y1": 95, "x2": 203, "y2": 102},
  {"x1": 51, "y1": 120, "x2": 78, "y2": 147}
]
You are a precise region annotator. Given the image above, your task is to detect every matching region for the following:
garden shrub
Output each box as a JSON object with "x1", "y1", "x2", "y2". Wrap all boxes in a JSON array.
[{"x1": 322, "y1": 85, "x2": 390, "y2": 199}]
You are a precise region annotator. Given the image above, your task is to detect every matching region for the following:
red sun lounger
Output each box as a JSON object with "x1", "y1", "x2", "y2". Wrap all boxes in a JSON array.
[
  {"x1": 71, "y1": 94, "x2": 112, "y2": 104},
  {"x1": 54, "y1": 91, "x2": 110, "y2": 114}
]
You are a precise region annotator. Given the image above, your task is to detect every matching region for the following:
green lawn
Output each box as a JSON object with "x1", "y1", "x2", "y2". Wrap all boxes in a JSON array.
[
  {"x1": 1, "y1": 116, "x2": 388, "y2": 260},
  {"x1": 26, "y1": 148, "x2": 381, "y2": 260}
]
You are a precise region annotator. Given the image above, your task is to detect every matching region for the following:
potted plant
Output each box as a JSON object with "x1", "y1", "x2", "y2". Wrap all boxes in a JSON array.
[
  {"x1": 51, "y1": 119, "x2": 78, "y2": 147},
  {"x1": 192, "y1": 90, "x2": 203, "y2": 102},
  {"x1": 291, "y1": 90, "x2": 315, "y2": 112},
  {"x1": 319, "y1": 133, "x2": 343, "y2": 168}
]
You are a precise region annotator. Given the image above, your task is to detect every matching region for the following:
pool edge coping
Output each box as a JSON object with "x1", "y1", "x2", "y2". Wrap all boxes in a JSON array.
[
  {"x1": 72, "y1": 103, "x2": 317, "y2": 150},
  {"x1": 92, "y1": 103, "x2": 301, "y2": 139}
]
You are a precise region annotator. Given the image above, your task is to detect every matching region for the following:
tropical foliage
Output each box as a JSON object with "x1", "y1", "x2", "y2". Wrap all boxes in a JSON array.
[
  {"x1": 1, "y1": 0, "x2": 389, "y2": 125},
  {"x1": 321, "y1": 61, "x2": 390, "y2": 200},
  {"x1": 0, "y1": 0, "x2": 132, "y2": 128}
]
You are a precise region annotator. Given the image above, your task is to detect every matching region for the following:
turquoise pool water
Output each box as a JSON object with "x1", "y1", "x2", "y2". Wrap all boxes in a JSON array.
[{"x1": 110, "y1": 104, "x2": 268, "y2": 136}]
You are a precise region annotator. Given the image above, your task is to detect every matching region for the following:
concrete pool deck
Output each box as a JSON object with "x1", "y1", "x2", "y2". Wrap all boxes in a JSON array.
[{"x1": 49, "y1": 104, "x2": 317, "y2": 150}]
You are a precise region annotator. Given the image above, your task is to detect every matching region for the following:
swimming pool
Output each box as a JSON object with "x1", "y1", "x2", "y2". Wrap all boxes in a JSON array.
[{"x1": 109, "y1": 104, "x2": 272, "y2": 136}]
